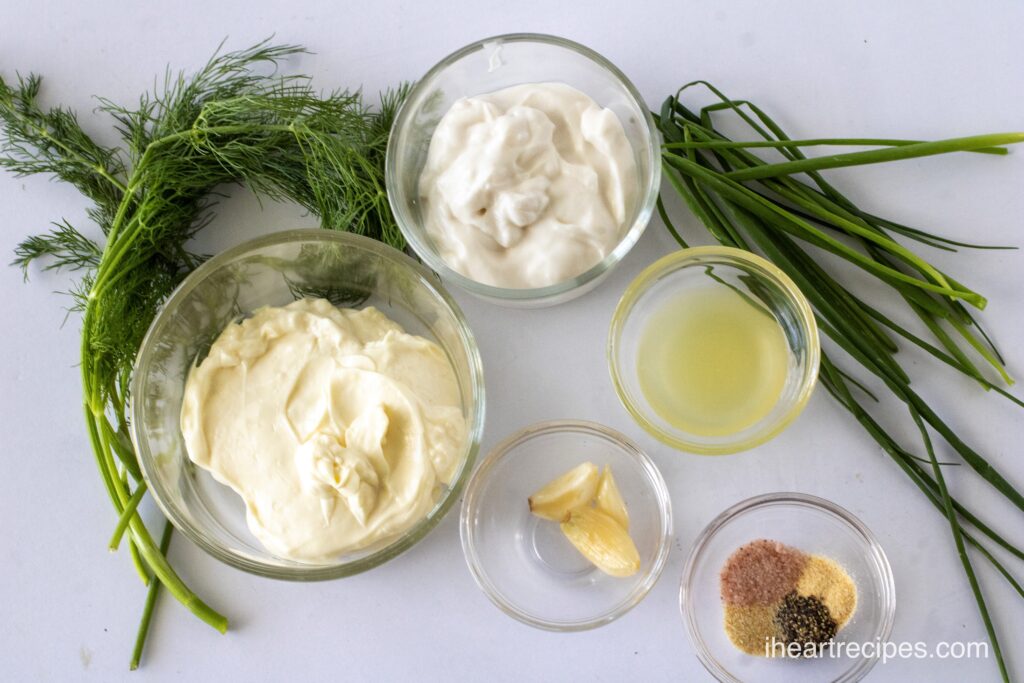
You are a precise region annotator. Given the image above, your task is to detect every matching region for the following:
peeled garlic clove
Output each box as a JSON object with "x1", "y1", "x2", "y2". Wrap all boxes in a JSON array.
[
  {"x1": 595, "y1": 466, "x2": 629, "y2": 530},
  {"x1": 560, "y1": 507, "x2": 640, "y2": 578},
  {"x1": 528, "y1": 461, "x2": 600, "y2": 522}
]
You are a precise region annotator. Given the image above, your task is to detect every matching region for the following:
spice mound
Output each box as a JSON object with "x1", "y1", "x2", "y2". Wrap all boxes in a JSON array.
[{"x1": 720, "y1": 539, "x2": 857, "y2": 657}]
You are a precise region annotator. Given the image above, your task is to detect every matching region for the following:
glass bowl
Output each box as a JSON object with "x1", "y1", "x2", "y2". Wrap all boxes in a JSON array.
[
  {"x1": 130, "y1": 229, "x2": 485, "y2": 580},
  {"x1": 460, "y1": 420, "x2": 672, "y2": 630},
  {"x1": 386, "y1": 33, "x2": 661, "y2": 307},
  {"x1": 680, "y1": 492, "x2": 896, "y2": 683},
  {"x1": 608, "y1": 246, "x2": 819, "y2": 455}
]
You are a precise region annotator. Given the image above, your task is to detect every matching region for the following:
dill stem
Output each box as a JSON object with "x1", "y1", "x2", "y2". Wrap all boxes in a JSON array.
[
  {"x1": 28, "y1": 122, "x2": 127, "y2": 193},
  {"x1": 130, "y1": 521, "x2": 173, "y2": 671},
  {"x1": 118, "y1": 469, "x2": 150, "y2": 585},
  {"x1": 110, "y1": 481, "x2": 147, "y2": 551},
  {"x1": 81, "y1": 296, "x2": 226, "y2": 630},
  {"x1": 90, "y1": 122, "x2": 297, "y2": 300}
]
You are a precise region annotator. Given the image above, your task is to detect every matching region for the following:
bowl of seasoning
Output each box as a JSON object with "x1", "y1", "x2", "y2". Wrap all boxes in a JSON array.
[
  {"x1": 131, "y1": 229, "x2": 485, "y2": 579},
  {"x1": 386, "y1": 33, "x2": 661, "y2": 307},
  {"x1": 460, "y1": 420, "x2": 673, "y2": 630},
  {"x1": 680, "y1": 492, "x2": 896, "y2": 683},
  {"x1": 608, "y1": 246, "x2": 820, "y2": 455}
]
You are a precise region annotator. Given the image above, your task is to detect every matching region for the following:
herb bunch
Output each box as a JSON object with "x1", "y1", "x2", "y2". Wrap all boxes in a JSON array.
[
  {"x1": 657, "y1": 82, "x2": 1023, "y2": 681},
  {"x1": 1, "y1": 40, "x2": 407, "y2": 668}
]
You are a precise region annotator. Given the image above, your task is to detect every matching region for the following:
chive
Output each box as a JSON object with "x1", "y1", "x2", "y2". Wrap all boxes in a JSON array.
[
  {"x1": 820, "y1": 358, "x2": 1023, "y2": 561},
  {"x1": 724, "y1": 134, "x2": 1024, "y2": 181},
  {"x1": 655, "y1": 195, "x2": 688, "y2": 248},
  {"x1": 665, "y1": 137, "x2": 1010, "y2": 156},
  {"x1": 664, "y1": 152, "x2": 986, "y2": 306},
  {"x1": 910, "y1": 406, "x2": 1007, "y2": 682},
  {"x1": 857, "y1": 211, "x2": 1016, "y2": 251},
  {"x1": 657, "y1": 84, "x2": 1024, "y2": 680}
]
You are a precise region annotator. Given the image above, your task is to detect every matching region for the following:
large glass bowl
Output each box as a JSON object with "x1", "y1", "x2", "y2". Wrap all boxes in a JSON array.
[
  {"x1": 460, "y1": 420, "x2": 673, "y2": 630},
  {"x1": 608, "y1": 246, "x2": 820, "y2": 454},
  {"x1": 386, "y1": 33, "x2": 661, "y2": 307},
  {"x1": 680, "y1": 492, "x2": 896, "y2": 682},
  {"x1": 130, "y1": 229, "x2": 485, "y2": 579}
]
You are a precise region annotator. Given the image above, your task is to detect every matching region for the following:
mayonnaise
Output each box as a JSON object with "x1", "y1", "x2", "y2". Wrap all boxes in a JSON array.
[
  {"x1": 418, "y1": 82, "x2": 637, "y2": 288},
  {"x1": 179, "y1": 298, "x2": 467, "y2": 562}
]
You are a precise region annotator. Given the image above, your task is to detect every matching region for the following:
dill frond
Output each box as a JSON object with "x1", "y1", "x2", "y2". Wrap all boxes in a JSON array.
[{"x1": 1, "y1": 39, "x2": 410, "y2": 667}]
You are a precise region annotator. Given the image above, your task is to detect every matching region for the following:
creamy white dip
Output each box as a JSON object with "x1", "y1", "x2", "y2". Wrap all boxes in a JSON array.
[
  {"x1": 180, "y1": 299, "x2": 466, "y2": 562},
  {"x1": 418, "y1": 82, "x2": 637, "y2": 288}
]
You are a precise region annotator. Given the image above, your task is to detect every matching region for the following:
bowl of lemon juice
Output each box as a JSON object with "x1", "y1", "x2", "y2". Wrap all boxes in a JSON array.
[{"x1": 608, "y1": 246, "x2": 819, "y2": 454}]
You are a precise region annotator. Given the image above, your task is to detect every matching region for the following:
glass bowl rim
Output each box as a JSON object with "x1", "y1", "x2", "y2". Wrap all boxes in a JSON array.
[
  {"x1": 607, "y1": 245, "x2": 821, "y2": 455},
  {"x1": 385, "y1": 32, "x2": 663, "y2": 303},
  {"x1": 459, "y1": 418, "x2": 674, "y2": 631},
  {"x1": 130, "y1": 228, "x2": 486, "y2": 581},
  {"x1": 679, "y1": 491, "x2": 897, "y2": 683}
]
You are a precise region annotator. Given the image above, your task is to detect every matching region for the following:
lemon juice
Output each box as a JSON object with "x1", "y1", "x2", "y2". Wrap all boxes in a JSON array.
[{"x1": 636, "y1": 285, "x2": 789, "y2": 438}]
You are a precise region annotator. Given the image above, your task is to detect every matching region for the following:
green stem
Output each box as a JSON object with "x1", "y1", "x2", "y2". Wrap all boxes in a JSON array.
[
  {"x1": 130, "y1": 521, "x2": 173, "y2": 671},
  {"x1": 118, "y1": 469, "x2": 151, "y2": 586},
  {"x1": 911, "y1": 407, "x2": 1008, "y2": 682},
  {"x1": 90, "y1": 122, "x2": 296, "y2": 300},
  {"x1": 820, "y1": 360, "x2": 1024, "y2": 578},
  {"x1": 664, "y1": 137, "x2": 1010, "y2": 155},
  {"x1": 110, "y1": 481, "x2": 147, "y2": 551},
  {"x1": 664, "y1": 151, "x2": 986, "y2": 307},
  {"x1": 81, "y1": 298, "x2": 226, "y2": 632},
  {"x1": 28, "y1": 122, "x2": 128, "y2": 192},
  {"x1": 724, "y1": 133, "x2": 1024, "y2": 181}
]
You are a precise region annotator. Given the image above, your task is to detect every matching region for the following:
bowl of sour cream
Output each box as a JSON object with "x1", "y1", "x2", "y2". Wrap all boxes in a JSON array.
[
  {"x1": 386, "y1": 33, "x2": 661, "y2": 307},
  {"x1": 131, "y1": 229, "x2": 485, "y2": 579}
]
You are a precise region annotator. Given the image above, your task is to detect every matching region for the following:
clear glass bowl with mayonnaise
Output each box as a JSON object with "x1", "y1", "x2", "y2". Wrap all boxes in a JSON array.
[
  {"x1": 131, "y1": 229, "x2": 485, "y2": 579},
  {"x1": 386, "y1": 33, "x2": 661, "y2": 307}
]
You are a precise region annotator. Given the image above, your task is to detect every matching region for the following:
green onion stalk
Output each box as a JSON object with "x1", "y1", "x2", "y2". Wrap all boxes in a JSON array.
[{"x1": 656, "y1": 81, "x2": 1023, "y2": 681}]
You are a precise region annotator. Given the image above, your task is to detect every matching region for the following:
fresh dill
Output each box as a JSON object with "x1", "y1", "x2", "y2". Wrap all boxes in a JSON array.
[{"x1": 1, "y1": 40, "x2": 408, "y2": 667}]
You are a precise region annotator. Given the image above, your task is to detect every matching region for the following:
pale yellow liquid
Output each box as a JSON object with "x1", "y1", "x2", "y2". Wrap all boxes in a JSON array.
[{"x1": 636, "y1": 286, "x2": 790, "y2": 437}]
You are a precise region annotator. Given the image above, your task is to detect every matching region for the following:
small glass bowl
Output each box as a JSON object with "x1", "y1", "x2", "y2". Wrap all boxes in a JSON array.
[
  {"x1": 131, "y1": 229, "x2": 485, "y2": 580},
  {"x1": 608, "y1": 246, "x2": 820, "y2": 455},
  {"x1": 680, "y1": 492, "x2": 896, "y2": 683},
  {"x1": 386, "y1": 33, "x2": 661, "y2": 307},
  {"x1": 460, "y1": 420, "x2": 672, "y2": 630}
]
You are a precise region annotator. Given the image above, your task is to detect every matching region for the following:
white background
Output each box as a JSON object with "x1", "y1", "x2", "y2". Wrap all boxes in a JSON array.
[{"x1": 1, "y1": 1, "x2": 1022, "y2": 680}]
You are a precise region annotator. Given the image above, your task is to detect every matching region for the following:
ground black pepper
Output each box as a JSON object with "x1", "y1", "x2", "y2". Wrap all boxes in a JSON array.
[{"x1": 773, "y1": 591, "x2": 837, "y2": 652}]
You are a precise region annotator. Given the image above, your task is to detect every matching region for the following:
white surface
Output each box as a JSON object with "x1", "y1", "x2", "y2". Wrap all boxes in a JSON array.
[{"x1": 1, "y1": 1, "x2": 1022, "y2": 680}]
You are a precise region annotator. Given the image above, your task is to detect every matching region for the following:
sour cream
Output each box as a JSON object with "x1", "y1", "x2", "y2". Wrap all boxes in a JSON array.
[
  {"x1": 180, "y1": 299, "x2": 467, "y2": 562},
  {"x1": 418, "y1": 82, "x2": 637, "y2": 288}
]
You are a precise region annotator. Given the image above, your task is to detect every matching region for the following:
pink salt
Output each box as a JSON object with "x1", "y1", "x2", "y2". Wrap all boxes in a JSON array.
[{"x1": 720, "y1": 539, "x2": 808, "y2": 606}]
